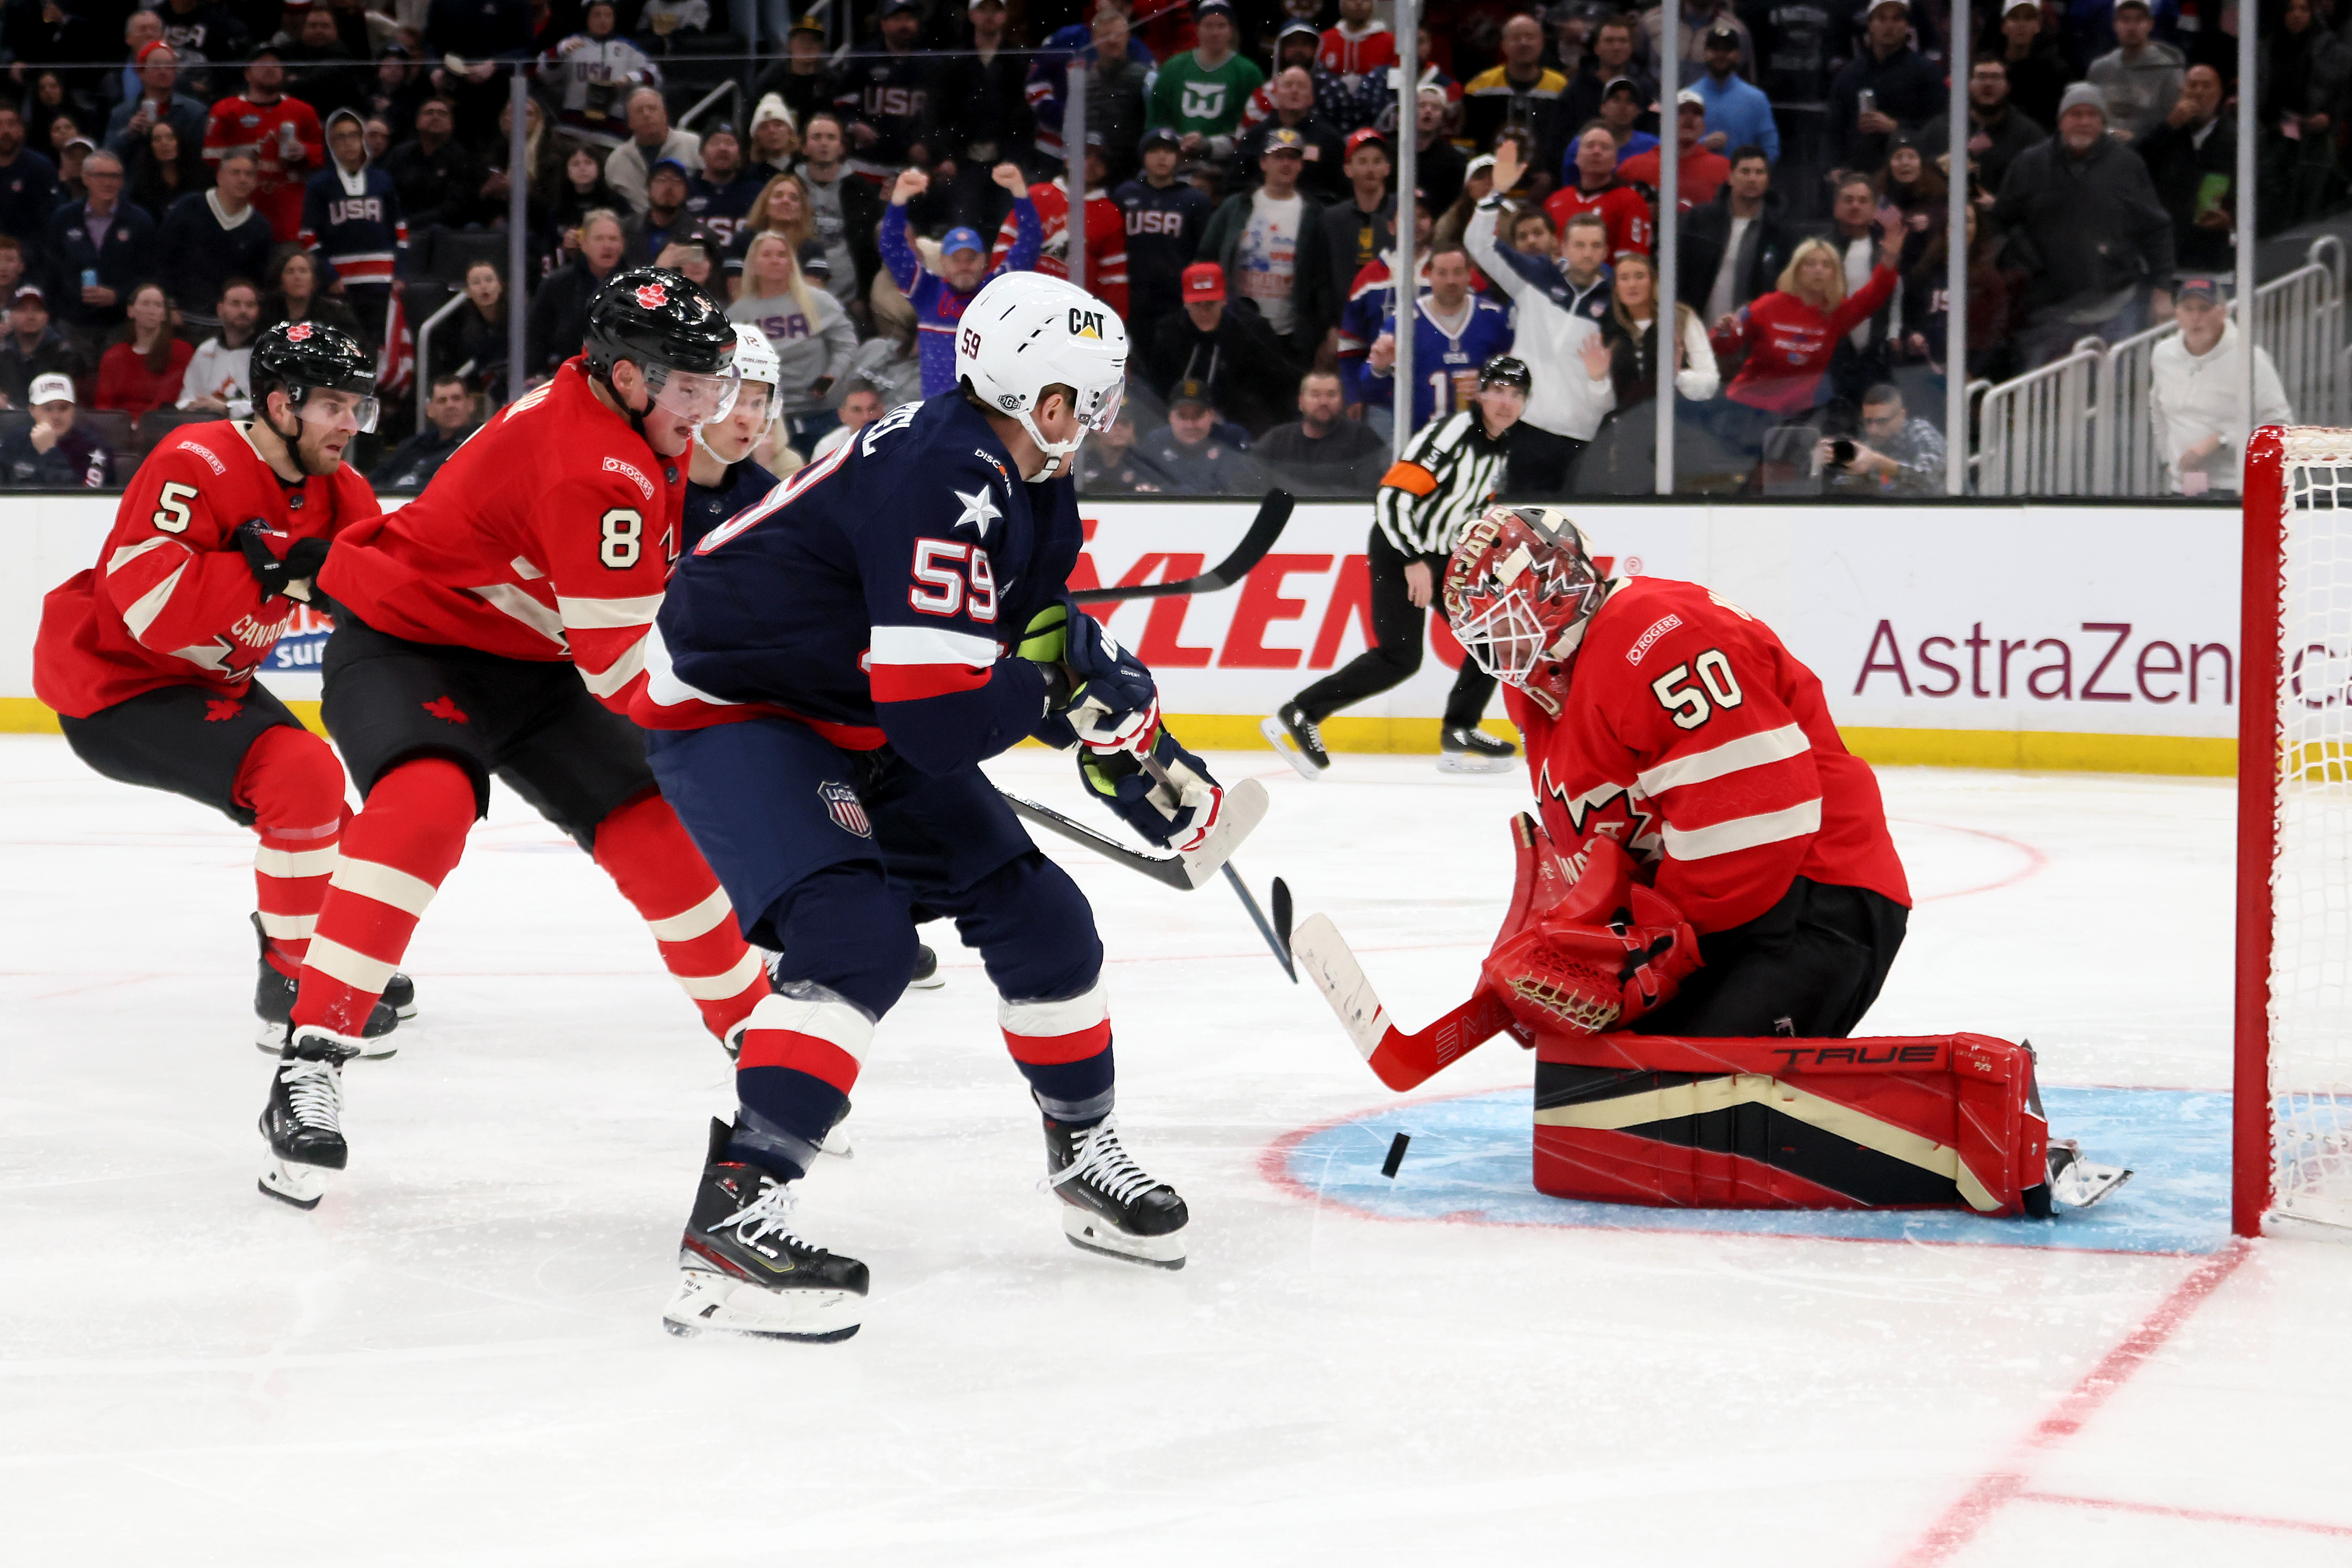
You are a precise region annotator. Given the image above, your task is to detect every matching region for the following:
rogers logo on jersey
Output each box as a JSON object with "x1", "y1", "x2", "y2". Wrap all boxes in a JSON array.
[
  {"x1": 602, "y1": 455, "x2": 655, "y2": 498},
  {"x1": 176, "y1": 439, "x2": 227, "y2": 474},
  {"x1": 634, "y1": 283, "x2": 669, "y2": 309},
  {"x1": 1625, "y1": 614, "x2": 1682, "y2": 666}
]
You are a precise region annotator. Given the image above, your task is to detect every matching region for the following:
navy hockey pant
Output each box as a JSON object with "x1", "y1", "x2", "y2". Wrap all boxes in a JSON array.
[{"x1": 649, "y1": 716, "x2": 1114, "y2": 1181}]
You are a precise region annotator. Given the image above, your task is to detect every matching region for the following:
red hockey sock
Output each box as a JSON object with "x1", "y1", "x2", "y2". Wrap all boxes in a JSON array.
[
  {"x1": 291, "y1": 756, "x2": 476, "y2": 1035},
  {"x1": 232, "y1": 724, "x2": 350, "y2": 973},
  {"x1": 591, "y1": 790, "x2": 767, "y2": 1040}
]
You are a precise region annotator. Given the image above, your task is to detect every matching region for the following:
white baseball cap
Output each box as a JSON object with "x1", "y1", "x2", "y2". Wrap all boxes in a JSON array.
[{"x1": 28, "y1": 372, "x2": 74, "y2": 405}]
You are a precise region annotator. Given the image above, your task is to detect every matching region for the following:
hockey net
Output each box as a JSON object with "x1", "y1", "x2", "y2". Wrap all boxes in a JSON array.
[{"x1": 2238, "y1": 427, "x2": 2352, "y2": 1233}]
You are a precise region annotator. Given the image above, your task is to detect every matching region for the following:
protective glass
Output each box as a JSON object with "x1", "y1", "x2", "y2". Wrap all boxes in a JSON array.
[
  {"x1": 645, "y1": 360, "x2": 741, "y2": 424},
  {"x1": 291, "y1": 385, "x2": 379, "y2": 435}
]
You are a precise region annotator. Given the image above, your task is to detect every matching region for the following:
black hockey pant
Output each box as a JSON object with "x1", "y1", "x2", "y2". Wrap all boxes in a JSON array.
[{"x1": 1290, "y1": 526, "x2": 1497, "y2": 730}]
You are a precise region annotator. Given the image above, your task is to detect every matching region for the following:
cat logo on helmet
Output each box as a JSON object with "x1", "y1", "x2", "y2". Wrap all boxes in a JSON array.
[
  {"x1": 635, "y1": 282, "x2": 669, "y2": 309},
  {"x1": 286, "y1": 322, "x2": 313, "y2": 342},
  {"x1": 1069, "y1": 308, "x2": 1106, "y2": 339}
]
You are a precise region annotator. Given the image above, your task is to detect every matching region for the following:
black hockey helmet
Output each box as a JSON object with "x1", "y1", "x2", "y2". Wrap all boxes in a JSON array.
[
  {"x1": 251, "y1": 319, "x2": 378, "y2": 431},
  {"x1": 1477, "y1": 353, "x2": 1533, "y2": 393},
  {"x1": 584, "y1": 265, "x2": 735, "y2": 381}
]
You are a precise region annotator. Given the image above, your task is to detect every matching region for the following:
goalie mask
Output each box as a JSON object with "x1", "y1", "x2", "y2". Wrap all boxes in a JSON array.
[{"x1": 1443, "y1": 505, "x2": 1605, "y2": 715}]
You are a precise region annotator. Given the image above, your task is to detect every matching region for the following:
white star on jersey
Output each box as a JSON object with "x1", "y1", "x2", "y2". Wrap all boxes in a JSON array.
[{"x1": 951, "y1": 486, "x2": 1003, "y2": 537}]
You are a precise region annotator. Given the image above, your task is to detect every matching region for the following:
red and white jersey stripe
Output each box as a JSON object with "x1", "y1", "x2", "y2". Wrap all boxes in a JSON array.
[{"x1": 1506, "y1": 575, "x2": 1910, "y2": 934}]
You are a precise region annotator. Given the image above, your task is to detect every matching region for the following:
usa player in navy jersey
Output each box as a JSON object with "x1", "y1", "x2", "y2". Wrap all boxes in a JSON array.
[{"x1": 639, "y1": 272, "x2": 1241, "y2": 1340}]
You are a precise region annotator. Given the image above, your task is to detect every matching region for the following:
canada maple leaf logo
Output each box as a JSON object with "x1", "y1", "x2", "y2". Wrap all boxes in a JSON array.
[
  {"x1": 204, "y1": 698, "x2": 242, "y2": 722},
  {"x1": 286, "y1": 322, "x2": 314, "y2": 342},
  {"x1": 420, "y1": 695, "x2": 469, "y2": 724},
  {"x1": 634, "y1": 283, "x2": 668, "y2": 310}
]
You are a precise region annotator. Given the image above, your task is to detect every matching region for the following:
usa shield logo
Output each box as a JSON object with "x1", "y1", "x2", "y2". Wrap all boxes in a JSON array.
[
  {"x1": 819, "y1": 781, "x2": 872, "y2": 838},
  {"x1": 636, "y1": 282, "x2": 669, "y2": 309}
]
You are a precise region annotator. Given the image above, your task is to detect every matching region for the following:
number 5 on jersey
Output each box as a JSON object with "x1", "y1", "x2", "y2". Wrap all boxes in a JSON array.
[
  {"x1": 1651, "y1": 649, "x2": 1743, "y2": 729},
  {"x1": 908, "y1": 538, "x2": 999, "y2": 621}
]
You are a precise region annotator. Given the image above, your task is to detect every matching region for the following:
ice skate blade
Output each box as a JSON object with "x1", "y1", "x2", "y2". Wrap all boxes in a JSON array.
[
  {"x1": 1435, "y1": 752, "x2": 1516, "y2": 775},
  {"x1": 257, "y1": 1159, "x2": 330, "y2": 1210},
  {"x1": 252, "y1": 1018, "x2": 398, "y2": 1061},
  {"x1": 906, "y1": 972, "x2": 946, "y2": 990},
  {"x1": 2054, "y1": 1160, "x2": 2133, "y2": 1211},
  {"x1": 1060, "y1": 1205, "x2": 1187, "y2": 1268},
  {"x1": 660, "y1": 1268, "x2": 863, "y2": 1341},
  {"x1": 1259, "y1": 715, "x2": 1326, "y2": 780}
]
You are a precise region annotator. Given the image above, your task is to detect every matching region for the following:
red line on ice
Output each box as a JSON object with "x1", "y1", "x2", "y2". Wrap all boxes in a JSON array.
[
  {"x1": 1891, "y1": 818, "x2": 2051, "y2": 904},
  {"x1": 1889, "y1": 1239, "x2": 2251, "y2": 1565},
  {"x1": 2013, "y1": 1491, "x2": 2352, "y2": 1538}
]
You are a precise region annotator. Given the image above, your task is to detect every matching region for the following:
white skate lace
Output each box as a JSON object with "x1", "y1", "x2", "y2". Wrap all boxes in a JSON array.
[
  {"x1": 1049, "y1": 1120, "x2": 1161, "y2": 1207},
  {"x1": 710, "y1": 1179, "x2": 814, "y2": 1251},
  {"x1": 279, "y1": 1056, "x2": 344, "y2": 1133},
  {"x1": 1294, "y1": 711, "x2": 1325, "y2": 749}
]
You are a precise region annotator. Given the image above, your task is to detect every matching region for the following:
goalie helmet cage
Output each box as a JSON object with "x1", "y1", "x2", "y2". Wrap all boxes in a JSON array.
[{"x1": 2236, "y1": 425, "x2": 2352, "y2": 1236}]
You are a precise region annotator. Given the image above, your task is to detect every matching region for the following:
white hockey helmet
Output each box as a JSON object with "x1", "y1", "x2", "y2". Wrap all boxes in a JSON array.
[
  {"x1": 729, "y1": 322, "x2": 781, "y2": 390},
  {"x1": 953, "y1": 271, "x2": 1128, "y2": 479}
]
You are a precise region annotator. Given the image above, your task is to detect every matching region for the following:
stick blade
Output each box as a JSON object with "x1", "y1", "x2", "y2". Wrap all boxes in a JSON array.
[
  {"x1": 1290, "y1": 912, "x2": 1389, "y2": 1060},
  {"x1": 1271, "y1": 877, "x2": 1294, "y2": 957},
  {"x1": 1199, "y1": 489, "x2": 1295, "y2": 592},
  {"x1": 1176, "y1": 776, "x2": 1267, "y2": 888}
]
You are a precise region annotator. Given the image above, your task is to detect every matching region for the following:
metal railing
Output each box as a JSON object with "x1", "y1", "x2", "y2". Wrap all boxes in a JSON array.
[
  {"x1": 1975, "y1": 238, "x2": 2347, "y2": 496},
  {"x1": 411, "y1": 291, "x2": 472, "y2": 435},
  {"x1": 679, "y1": 79, "x2": 742, "y2": 134}
]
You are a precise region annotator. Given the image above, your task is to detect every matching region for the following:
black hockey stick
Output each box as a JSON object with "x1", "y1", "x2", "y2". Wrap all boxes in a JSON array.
[
  {"x1": 1067, "y1": 489, "x2": 1295, "y2": 603},
  {"x1": 1221, "y1": 862, "x2": 1297, "y2": 981}
]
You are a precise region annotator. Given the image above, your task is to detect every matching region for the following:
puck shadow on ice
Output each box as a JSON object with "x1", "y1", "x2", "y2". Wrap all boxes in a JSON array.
[{"x1": 1261, "y1": 1087, "x2": 2233, "y2": 1256}]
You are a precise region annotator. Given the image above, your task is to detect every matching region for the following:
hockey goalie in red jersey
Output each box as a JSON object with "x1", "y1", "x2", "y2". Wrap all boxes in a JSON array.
[
  {"x1": 33, "y1": 322, "x2": 416, "y2": 1052},
  {"x1": 1291, "y1": 505, "x2": 2130, "y2": 1219},
  {"x1": 248, "y1": 267, "x2": 774, "y2": 1210}
]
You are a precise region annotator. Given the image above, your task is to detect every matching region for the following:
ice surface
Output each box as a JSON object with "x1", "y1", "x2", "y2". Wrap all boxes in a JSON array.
[{"x1": 2, "y1": 736, "x2": 2346, "y2": 1565}]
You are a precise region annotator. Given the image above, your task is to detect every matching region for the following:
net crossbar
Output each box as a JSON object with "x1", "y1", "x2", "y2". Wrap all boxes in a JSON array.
[{"x1": 2240, "y1": 427, "x2": 2352, "y2": 1232}]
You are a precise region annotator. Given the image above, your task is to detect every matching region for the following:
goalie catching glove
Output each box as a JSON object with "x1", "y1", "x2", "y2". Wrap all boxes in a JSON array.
[{"x1": 1481, "y1": 824, "x2": 1702, "y2": 1037}]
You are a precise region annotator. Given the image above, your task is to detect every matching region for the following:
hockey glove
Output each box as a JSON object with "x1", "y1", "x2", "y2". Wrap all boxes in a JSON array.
[
  {"x1": 1020, "y1": 599, "x2": 1157, "y2": 753},
  {"x1": 1480, "y1": 834, "x2": 1701, "y2": 1035},
  {"x1": 1077, "y1": 723, "x2": 1228, "y2": 852},
  {"x1": 235, "y1": 521, "x2": 329, "y2": 604}
]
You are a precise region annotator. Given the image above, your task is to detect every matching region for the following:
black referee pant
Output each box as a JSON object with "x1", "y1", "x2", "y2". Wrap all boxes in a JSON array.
[{"x1": 1290, "y1": 526, "x2": 1497, "y2": 730}]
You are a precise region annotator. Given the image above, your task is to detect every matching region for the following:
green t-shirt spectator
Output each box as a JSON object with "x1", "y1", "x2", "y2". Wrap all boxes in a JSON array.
[{"x1": 1149, "y1": 51, "x2": 1264, "y2": 149}]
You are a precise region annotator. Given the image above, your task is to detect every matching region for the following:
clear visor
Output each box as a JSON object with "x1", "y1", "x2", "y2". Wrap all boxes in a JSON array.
[
  {"x1": 645, "y1": 360, "x2": 741, "y2": 425},
  {"x1": 290, "y1": 385, "x2": 379, "y2": 435},
  {"x1": 1452, "y1": 587, "x2": 1552, "y2": 688},
  {"x1": 1070, "y1": 376, "x2": 1123, "y2": 434}
]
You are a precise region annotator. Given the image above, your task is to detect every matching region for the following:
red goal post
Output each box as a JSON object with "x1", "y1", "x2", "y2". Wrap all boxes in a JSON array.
[{"x1": 2236, "y1": 426, "x2": 2352, "y2": 1236}]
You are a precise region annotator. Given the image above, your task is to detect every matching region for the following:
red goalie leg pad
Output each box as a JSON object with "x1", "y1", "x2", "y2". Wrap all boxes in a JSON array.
[
  {"x1": 1530, "y1": 1033, "x2": 2049, "y2": 1215},
  {"x1": 233, "y1": 724, "x2": 351, "y2": 972},
  {"x1": 591, "y1": 790, "x2": 768, "y2": 1041},
  {"x1": 291, "y1": 756, "x2": 474, "y2": 1036}
]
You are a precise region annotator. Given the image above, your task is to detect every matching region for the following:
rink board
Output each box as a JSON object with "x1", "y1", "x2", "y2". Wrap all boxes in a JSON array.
[
  {"x1": 1271, "y1": 1086, "x2": 2233, "y2": 1255},
  {"x1": 0, "y1": 494, "x2": 2239, "y2": 773}
]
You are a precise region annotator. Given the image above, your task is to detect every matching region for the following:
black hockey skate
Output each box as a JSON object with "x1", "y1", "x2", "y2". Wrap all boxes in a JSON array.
[
  {"x1": 1260, "y1": 702, "x2": 1330, "y2": 779},
  {"x1": 907, "y1": 942, "x2": 944, "y2": 989},
  {"x1": 664, "y1": 1119, "x2": 868, "y2": 1341},
  {"x1": 257, "y1": 1029, "x2": 363, "y2": 1209},
  {"x1": 252, "y1": 914, "x2": 409, "y2": 1058},
  {"x1": 1045, "y1": 1114, "x2": 1188, "y2": 1269},
  {"x1": 1438, "y1": 726, "x2": 1518, "y2": 775}
]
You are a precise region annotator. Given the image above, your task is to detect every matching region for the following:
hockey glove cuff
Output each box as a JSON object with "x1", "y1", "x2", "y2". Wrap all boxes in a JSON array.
[
  {"x1": 236, "y1": 521, "x2": 329, "y2": 604},
  {"x1": 1077, "y1": 724, "x2": 1226, "y2": 852}
]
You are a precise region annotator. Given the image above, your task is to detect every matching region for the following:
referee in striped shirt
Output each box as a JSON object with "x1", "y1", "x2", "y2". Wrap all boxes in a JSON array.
[{"x1": 1263, "y1": 355, "x2": 1531, "y2": 777}]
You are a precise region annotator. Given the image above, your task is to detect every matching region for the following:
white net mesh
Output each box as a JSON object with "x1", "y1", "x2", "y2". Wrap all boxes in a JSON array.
[{"x1": 2270, "y1": 430, "x2": 2352, "y2": 1227}]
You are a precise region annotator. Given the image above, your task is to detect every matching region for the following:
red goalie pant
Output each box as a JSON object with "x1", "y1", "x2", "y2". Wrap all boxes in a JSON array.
[{"x1": 1532, "y1": 1033, "x2": 2051, "y2": 1216}]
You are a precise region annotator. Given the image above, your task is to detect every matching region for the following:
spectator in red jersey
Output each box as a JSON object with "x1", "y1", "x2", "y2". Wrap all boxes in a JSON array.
[
  {"x1": 1709, "y1": 215, "x2": 1904, "y2": 479},
  {"x1": 94, "y1": 283, "x2": 194, "y2": 417},
  {"x1": 990, "y1": 131, "x2": 1130, "y2": 319},
  {"x1": 1618, "y1": 91, "x2": 1731, "y2": 211},
  {"x1": 203, "y1": 45, "x2": 324, "y2": 242},
  {"x1": 1544, "y1": 124, "x2": 1653, "y2": 261}
]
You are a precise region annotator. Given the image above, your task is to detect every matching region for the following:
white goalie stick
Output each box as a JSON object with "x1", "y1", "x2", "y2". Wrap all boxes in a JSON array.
[
  {"x1": 1289, "y1": 913, "x2": 1526, "y2": 1091},
  {"x1": 1000, "y1": 777, "x2": 1268, "y2": 890},
  {"x1": 1065, "y1": 489, "x2": 1296, "y2": 603}
]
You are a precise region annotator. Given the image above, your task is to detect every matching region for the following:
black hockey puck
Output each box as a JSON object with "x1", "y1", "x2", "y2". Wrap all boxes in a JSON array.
[{"x1": 1380, "y1": 1132, "x2": 1411, "y2": 1179}]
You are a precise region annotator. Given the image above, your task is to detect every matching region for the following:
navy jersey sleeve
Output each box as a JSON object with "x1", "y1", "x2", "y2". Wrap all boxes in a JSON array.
[{"x1": 858, "y1": 451, "x2": 1051, "y2": 774}]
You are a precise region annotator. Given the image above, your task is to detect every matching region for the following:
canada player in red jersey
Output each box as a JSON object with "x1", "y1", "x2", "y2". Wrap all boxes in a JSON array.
[
  {"x1": 251, "y1": 267, "x2": 773, "y2": 1209},
  {"x1": 1293, "y1": 505, "x2": 2130, "y2": 1217},
  {"x1": 33, "y1": 321, "x2": 415, "y2": 1052}
]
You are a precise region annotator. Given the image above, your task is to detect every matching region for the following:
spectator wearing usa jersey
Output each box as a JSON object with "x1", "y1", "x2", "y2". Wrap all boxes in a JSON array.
[
  {"x1": 1544, "y1": 124, "x2": 1654, "y2": 264},
  {"x1": 1116, "y1": 127, "x2": 1213, "y2": 386},
  {"x1": 729, "y1": 230, "x2": 855, "y2": 451},
  {"x1": 881, "y1": 162, "x2": 1038, "y2": 399},
  {"x1": 300, "y1": 109, "x2": 404, "y2": 337},
  {"x1": 1364, "y1": 245, "x2": 1515, "y2": 435},
  {"x1": 835, "y1": 0, "x2": 932, "y2": 183},
  {"x1": 990, "y1": 134, "x2": 1129, "y2": 321},
  {"x1": 93, "y1": 283, "x2": 193, "y2": 417},
  {"x1": 543, "y1": 0, "x2": 660, "y2": 150}
]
